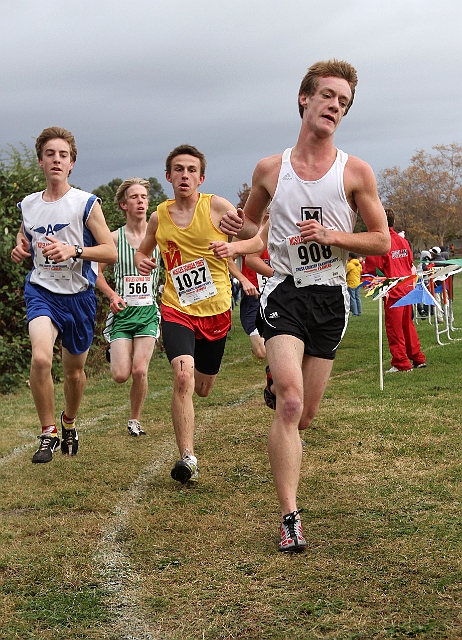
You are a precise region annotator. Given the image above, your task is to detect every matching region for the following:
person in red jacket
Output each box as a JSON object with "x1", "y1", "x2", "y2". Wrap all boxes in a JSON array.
[{"x1": 376, "y1": 208, "x2": 426, "y2": 372}]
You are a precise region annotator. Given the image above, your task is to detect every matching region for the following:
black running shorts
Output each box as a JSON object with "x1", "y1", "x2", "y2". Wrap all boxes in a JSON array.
[
  {"x1": 260, "y1": 275, "x2": 349, "y2": 360},
  {"x1": 161, "y1": 319, "x2": 228, "y2": 375}
]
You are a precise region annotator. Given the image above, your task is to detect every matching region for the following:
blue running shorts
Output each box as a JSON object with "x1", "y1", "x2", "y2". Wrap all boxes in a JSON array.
[{"x1": 24, "y1": 281, "x2": 97, "y2": 355}]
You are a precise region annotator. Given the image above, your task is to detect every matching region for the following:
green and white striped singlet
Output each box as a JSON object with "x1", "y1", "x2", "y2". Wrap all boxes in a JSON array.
[{"x1": 114, "y1": 226, "x2": 160, "y2": 298}]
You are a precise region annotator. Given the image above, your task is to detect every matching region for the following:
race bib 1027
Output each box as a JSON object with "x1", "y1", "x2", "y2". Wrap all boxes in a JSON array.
[{"x1": 170, "y1": 258, "x2": 217, "y2": 307}]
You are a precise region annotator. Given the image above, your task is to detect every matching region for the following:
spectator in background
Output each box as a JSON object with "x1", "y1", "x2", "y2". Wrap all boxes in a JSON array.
[
  {"x1": 430, "y1": 246, "x2": 444, "y2": 262},
  {"x1": 440, "y1": 246, "x2": 450, "y2": 261},
  {"x1": 346, "y1": 252, "x2": 362, "y2": 316},
  {"x1": 376, "y1": 208, "x2": 426, "y2": 372}
]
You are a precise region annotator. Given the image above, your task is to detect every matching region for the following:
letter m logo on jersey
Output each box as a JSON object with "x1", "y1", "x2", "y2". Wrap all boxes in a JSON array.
[
  {"x1": 301, "y1": 207, "x2": 322, "y2": 224},
  {"x1": 164, "y1": 241, "x2": 182, "y2": 271}
]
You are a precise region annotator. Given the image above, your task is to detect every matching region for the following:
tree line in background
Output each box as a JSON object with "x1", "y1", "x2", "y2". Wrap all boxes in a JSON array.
[
  {"x1": 377, "y1": 143, "x2": 462, "y2": 251},
  {"x1": 1, "y1": 142, "x2": 461, "y2": 392}
]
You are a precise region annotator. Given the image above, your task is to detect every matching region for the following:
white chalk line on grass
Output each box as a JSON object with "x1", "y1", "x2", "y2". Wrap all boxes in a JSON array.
[
  {"x1": 93, "y1": 438, "x2": 175, "y2": 640},
  {"x1": 3, "y1": 354, "x2": 302, "y2": 634},
  {"x1": 0, "y1": 436, "x2": 36, "y2": 468},
  {"x1": 93, "y1": 374, "x2": 259, "y2": 640}
]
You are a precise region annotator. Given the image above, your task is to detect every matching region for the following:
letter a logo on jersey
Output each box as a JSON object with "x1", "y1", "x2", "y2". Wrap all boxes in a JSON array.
[
  {"x1": 165, "y1": 241, "x2": 181, "y2": 270},
  {"x1": 301, "y1": 207, "x2": 323, "y2": 225}
]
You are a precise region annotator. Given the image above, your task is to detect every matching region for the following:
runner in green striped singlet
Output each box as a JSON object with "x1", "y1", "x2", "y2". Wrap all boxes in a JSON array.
[{"x1": 97, "y1": 178, "x2": 161, "y2": 437}]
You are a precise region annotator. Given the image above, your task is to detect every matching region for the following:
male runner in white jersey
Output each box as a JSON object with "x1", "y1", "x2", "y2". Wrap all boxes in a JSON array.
[
  {"x1": 135, "y1": 145, "x2": 238, "y2": 484},
  {"x1": 11, "y1": 126, "x2": 117, "y2": 463},
  {"x1": 97, "y1": 178, "x2": 160, "y2": 437},
  {"x1": 227, "y1": 60, "x2": 390, "y2": 552}
]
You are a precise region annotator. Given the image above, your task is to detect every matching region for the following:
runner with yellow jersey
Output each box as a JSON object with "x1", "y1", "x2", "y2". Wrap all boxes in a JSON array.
[{"x1": 135, "y1": 145, "x2": 240, "y2": 484}]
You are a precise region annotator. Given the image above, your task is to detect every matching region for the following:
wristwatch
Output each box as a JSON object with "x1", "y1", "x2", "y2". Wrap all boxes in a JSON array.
[{"x1": 74, "y1": 244, "x2": 83, "y2": 260}]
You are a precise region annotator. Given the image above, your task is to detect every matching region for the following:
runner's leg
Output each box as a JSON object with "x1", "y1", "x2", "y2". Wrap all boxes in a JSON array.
[
  {"x1": 298, "y1": 355, "x2": 333, "y2": 430},
  {"x1": 265, "y1": 334, "x2": 305, "y2": 518},
  {"x1": 61, "y1": 348, "x2": 89, "y2": 420},
  {"x1": 28, "y1": 316, "x2": 59, "y2": 426},
  {"x1": 130, "y1": 336, "x2": 156, "y2": 420},
  {"x1": 171, "y1": 354, "x2": 196, "y2": 456},
  {"x1": 109, "y1": 339, "x2": 133, "y2": 384}
]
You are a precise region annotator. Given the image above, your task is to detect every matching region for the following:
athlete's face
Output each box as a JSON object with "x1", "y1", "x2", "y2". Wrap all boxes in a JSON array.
[
  {"x1": 38, "y1": 138, "x2": 75, "y2": 182},
  {"x1": 166, "y1": 154, "x2": 205, "y2": 198},
  {"x1": 120, "y1": 184, "x2": 149, "y2": 219},
  {"x1": 299, "y1": 76, "x2": 352, "y2": 138}
]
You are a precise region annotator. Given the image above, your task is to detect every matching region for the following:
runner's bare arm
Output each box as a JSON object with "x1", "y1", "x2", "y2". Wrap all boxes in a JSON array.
[
  {"x1": 296, "y1": 158, "x2": 390, "y2": 256},
  {"x1": 240, "y1": 156, "x2": 279, "y2": 236},
  {"x1": 209, "y1": 233, "x2": 264, "y2": 259},
  {"x1": 240, "y1": 220, "x2": 273, "y2": 277},
  {"x1": 135, "y1": 210, "x2": 159, "y2": 275},
  {"x1": 228, "y1": 258, "x2": 259, "y2": 298},
  {"x1": 11, "y1": 224, "x2": 31, "y2": 263},
  {"x1": 41, "y1": 201, "x2": 117, "y2": 264},
  {"x1": 96, "y1": 232, "x2": 126, "y2": 313}
]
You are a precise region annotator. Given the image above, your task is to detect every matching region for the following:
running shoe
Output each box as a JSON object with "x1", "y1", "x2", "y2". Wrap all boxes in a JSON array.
[
  {"x1": 264, "y1": 365, "x2": 276, "y2": 410},
  {"x1": 413, "y1": 362, "x2": 427, "y2": 369},
  {"x1": 60, "y1": 413, "x2": 79, "y2": 456},
  {"x1": 171, "y1": 452, "x2": 198, "y2": 484},
  {"x1": 278, "y1": 510, "x2": 307, "y2": 553},
  {"x1": 127, "y1": 419, "x2": 146, "y2": 437},
  {"x1": 32, "y1": 433, "x2": 60, "y2": 464},
  {"x1": 385, "y1": 366, "x2": 412, "y2": 373}
]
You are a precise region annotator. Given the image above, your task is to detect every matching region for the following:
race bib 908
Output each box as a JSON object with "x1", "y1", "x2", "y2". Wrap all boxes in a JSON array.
[{"x1": 286, "y1": 235, "x2": 345, "y2": 286}]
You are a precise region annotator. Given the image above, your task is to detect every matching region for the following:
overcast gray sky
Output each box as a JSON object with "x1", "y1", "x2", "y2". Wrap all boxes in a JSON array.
[{"x1": 1, "y1": 0, "x2": 461, "y2": 205}]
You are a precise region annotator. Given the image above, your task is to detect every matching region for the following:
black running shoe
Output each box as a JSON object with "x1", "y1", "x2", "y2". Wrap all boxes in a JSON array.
[
  {"x1": 278, "y1": 510, "x2": 307, "y2": 553},
  {"x1": 264, "y1": 365, "x2": 276, "y2": 410},
  {"x1": 60, "y1": 413, "x2": 79, "y2": 456},
  {"x1": 171, "y1": 454, "x2": 198, "y2": 484},
  {"x1": 32, "y1": 433, "x2": 60, "y2": 464},
  {"x1": 127, "y1": 419, "x2": 146, "y2": 437}
]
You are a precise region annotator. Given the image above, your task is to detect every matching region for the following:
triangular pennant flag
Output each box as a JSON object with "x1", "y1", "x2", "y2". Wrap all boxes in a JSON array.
[{"x1": 390, "y1": 281, "x2": 441, "y2": 309}]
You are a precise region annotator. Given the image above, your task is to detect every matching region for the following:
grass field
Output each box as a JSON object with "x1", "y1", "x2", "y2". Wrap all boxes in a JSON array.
[{"x1": 0, "y1": 279, "x2": 461, "y2": 639}]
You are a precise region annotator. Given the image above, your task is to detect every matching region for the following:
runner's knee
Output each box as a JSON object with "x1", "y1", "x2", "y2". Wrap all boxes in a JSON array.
[
  {"x1": 277, "y1": 392, "x2": 303, "y2": 422},
  {"x1": 173, "y1": 363, "x2": 195, "y2": 394},
  {"x1": 30, "y1": 348, "x2": 53, "y2": 374},
  {"x1": 112, "y1": 369, "x2": 131, "y2": 384},
  {"x1": 194, "y1": 379, "x2": 213, "y2": 397},
  {"x1": 131, "y1": 363, "x2": 148, "y2": 384}
]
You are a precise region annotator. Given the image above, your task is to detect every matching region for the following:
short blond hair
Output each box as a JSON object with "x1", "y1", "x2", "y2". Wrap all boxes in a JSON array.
[
  {"x1": 115, "y1": 177, "x2": 150, "y2": 210},
  {"x1": 298, "y1": 59, "x2": 358, "y2": 117}
]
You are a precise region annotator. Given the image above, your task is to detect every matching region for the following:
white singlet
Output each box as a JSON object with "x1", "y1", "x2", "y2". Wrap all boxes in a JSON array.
[
  {"x1": 267, "y1": 147, "x2": 357, "y2": 287},
  {"x1": 19, "y1": 188, "x2": 101, "y2": 294}
]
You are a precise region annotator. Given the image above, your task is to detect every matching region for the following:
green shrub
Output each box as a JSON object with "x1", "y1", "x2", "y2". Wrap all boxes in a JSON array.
[{"x1": 0, "y1": 146, "x2": 46, "y2": 392}]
